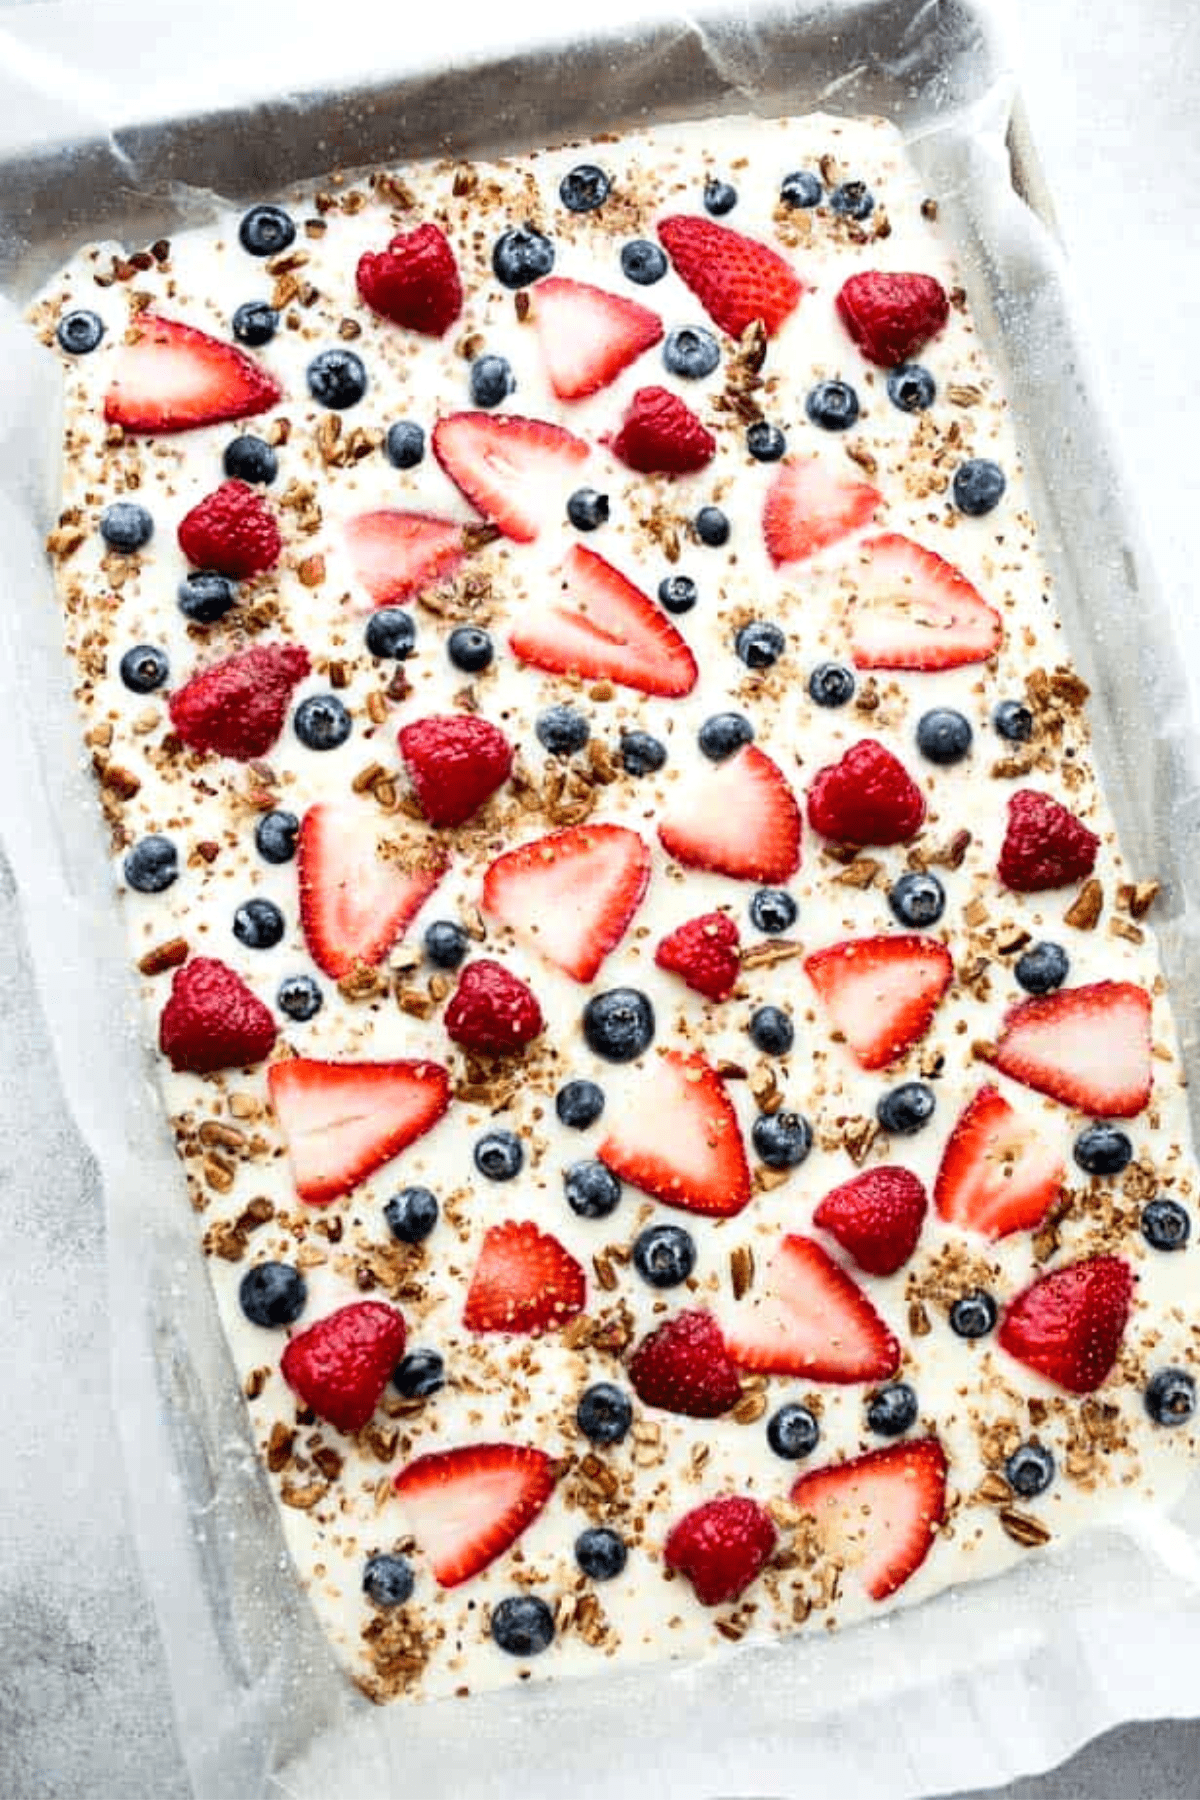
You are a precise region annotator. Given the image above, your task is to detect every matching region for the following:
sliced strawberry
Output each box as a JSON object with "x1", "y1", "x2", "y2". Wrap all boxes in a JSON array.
[
  {"x1": 481, "y1": 822, "x2": 650, "y2": 982},
  {"x1": 344, "y1": 511, "x2": 470, "y2": 607},
  {"x1": 804, "y1": 935, "x2": 953, "y2": 1072},
  {"x1": 627, "y1": 1310, "x2": 742, "y2": 1417},
  {"x1": 996, "y1": 789, "x2": 1100, "y2": 893},
  {"x1": 812, "y1": 1167, "x2": 928, "y2": 1277},
  {"x1": 998, "y1": 1256, "x2": 1134, "y2": 1394},
  {"x1": 790, "y1": 1439, "x2": 948, "y2": 1601},
  {"x1": 463, "y1": 1221, "x2": 586, "y2": 1336},
  {"x1": 393, "y1": 1443, "x2": 556, "y2": 1588},
  {"x1": 848, "y1": 534, "x2": 1003, "y2": 671},
  {"x1": 531, "y1": 277, "x2": 663, "y2": 400},
  {"x1": 934, "y1": 1085, "x2": 1065, "y2": 1239},
  {"x1": 657, "y1": 215, "x2": 805, "y2": 339},
  {"x1": 267, "y1": 1057, "x2": 450, "y2": 1206},
  {"x1": 431, "y1": 412, "x2": 588, "y2": 543},
  {"x1": 355, "y1": 222, "x2": 462, "y2": 336},
  {"x1": 806, "y1": 739, "x2": 926, "y2": 846},
  {"x1": 654, "y1": 912, "x2": 741, "y2": 1001},
  {"x1": 298, "y1": 802, "x2": 445, "y2": 980},
  {"x1": 723, "y1": 1235, "x2": 900, "y2": 1381},
  {"x1": 397, "y1": 714, "x2": 514, "y2": 828},
  {"x1": 280, "y1": 1301, "x2": 406, "y2": 1435},
  {"x1": 609, "y1": 385, "x2": 716, "y2": 475},
  {"x1": 762, "y1": 459, "x2": 881, "y2": 566},
  {"x1": 509, "y1": 544, "x2": 698, "y2": 697},
  {"x1": 104, "y1": 313, "x2": 281, "y2": 433},
  {"x1": 835, "y1": 271, "x2": 950, "y2": 368},
  {"x1": 598, "y1": 1050, "x2": 751, "y2": 1218},
  {"x1": 988, "y1": 981, "x2": 1153, "y2": 1118},
  {"x1": 658, "y1": 745, "x2": 801, "y2": 883},
  {"x1": 663, "y1": 1496, "x2": 777, "y2": 1606}
]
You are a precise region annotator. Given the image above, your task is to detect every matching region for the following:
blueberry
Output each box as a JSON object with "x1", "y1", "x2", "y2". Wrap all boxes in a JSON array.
[
  {"x1": 886, "y1": 364, "x2": 936, "y2": 413},
  {"x1": 704, "y1": 178, "x2": 737, "y2": 215},
  {"x1": 238, "y1": 1261, "x2": 306, "y2": 1327},
  {"x1": 1142, "y1": 1198, "x2": 1191, "y2": 1252},
  {"x1": 735, "y1": 622, "x2": 786, "y2": 671},
  {"x1": 1014, "y1": 941, "x2": 1068, "y2": 995},
  {"x1": 916, "y1": 707, "x2": 972, "y2": 765},
  {"x1": 560, "y1": 164, "x2": 610, "y2": 212},
  {"x1": 364, "y1": 607, "x2": 416, "y2": 660},
  {"x1": 620, "y1": 239, "x2": 668, "y2": 286},
  {"x1": 576, "y1": 1382, "x2": 633, "y2": 1445},
  {"x1": 694, "y1": 505, "x2": 730, "y2": 546},
  {"x1": 582, "y1": 988, "x2": 655, "y2": 1062},
  {"x1": 566, "y1": 487, "x2": 610, "y2": 531},
  {"x1": 620, "y1": 731, "x2": 667, "y2": 777},
  {"x1": 1005, "y1": 1441, "x2": 1055, "y2": 1496},
  {"x1": 56, "y1": 309, "x2": 104, "y2": 355},
  {"x1": 949, "y1": 1290, "x2": 997, "y2": 1339},
  {"x1": 752, "y1": 1110, "x2": 812, "y2": 1169},
  {"x1": 1144, "y1": 1367, "x2": 1197, "y2": 1427},
  {"x1": 658, "y1": 575, "x2": 697, "y2": 615},
  {"x1": 100, "y1": 502, "x2": 153, "y2": 552},
  {"x1": 385, "y1": 420, "x2": 425, "y2": 469},
  {"x1": 423, "y1": 920, "x2": 468, "y2": 970},
  {"x1": 663, "y1": 326, "x2": 720, "y2": 379},
  {"x1": 746, "y1": 421, "x2": 786, "y2": 462},
  {"x1": 232, "y1": 300, "x2": 278, "y2": 346},
  {"x1": 993, "y1": 700, "x2": 1034, "y2": 743},
  {"x1": 830, "y1": 180, "x2": 874, "y2": 219},
  {"x1": 474, "y1": 1130, "x2": 524, "y2": 1181},
  {"x1": 575, "y1": 1527, "x2": 627, "y2": 1580},
  {"x1": 491, "y1": 1594, "x2": 555, "y2": 1656},
  {"x1": 953, "y1": 458, "x2": 1006, "y2": 517},
  {"x1": 447, "y1": 626, "x2": 494, "y2": 673},
  {"x1": 119, "y1": 644, "x2": 169, "y2": 694},
  {"x1": 277, "y1": 974, "x2": 322, "y2": 1022},
  {"x1": 749, "y1": 888, "x2": 796, "y2": 935},
  {"x1": 808, "y1": 662, "x2": 855, "y2": 707},
  {"x1": 536, "y1": 704, "x2": 590, "y2": 757},
  {"x1": 632, "y1": 1224, "x2": 696, "y2": 1288},
  {"x1": 294, "y1": 694, "x2": 352, "y2": 750},
  {"x1": 178, "y1": 571, "x2": 236, "y2": 624},
  {"x1": 564, "y1": 1159, "x2": 622, "y2": 1220},
  {"x1": 306, "y1": 348, "x2": 367, "y2": 409},
  {"x1": 748, "y1": 1005, "x2": 794, "y2": 1057},
  {"x1": 888, "y1": 871, "x2": 946, "y2": 928},
  {"x1": 767, "y1": 1402, "x2": 820, "y2": 1460},
  {"x1": 385, "y1": 1185, "x2": 439, "y2": 1243},
  {"x1": 393, "y1": 1348, "x2": 445, "y2": 1398},
  {"x1": 556, "y1": 1079, "x2": 605, "y2": 1130},
  {"x1": 238, "y1": 204, "x2": 296, "y2": 256},
  {"x1": 233, "y1": 897, "x2": 285, "y2": 950},
  {"x1": 223, "y1": 434, "x2": 277, "y2": 484},
  {"x1": 698, "y1": 712, "x2": 753, "y2": 761},
  {"x1": 363, "y1": 1553, "x2": 415, "y2": 1608},
  {"x1": 877, "y1": 1082, "x2": 936, "y2": 1135},
  {"x1": 492, "y1": 225, "x2": 555, "y2": 289},
  {"x1": 1073, "y1": 1124, "x2": 1133, "y2": 1177},
  {"x1": 255, "y1": 809, "x2": 299, "y2": 864},
  {"x1": 867, "y1": 1382, "x2": 918, "y2": 1437},
  {"x1": 124, "y1": 835, "x2": 178, "y2": 894},
  {"x1": 780, "y1": 170, "x2": 823, "y2": 209},
  {"x1": 805, "y1": 379, "x2": 860, "y2": 431},
  {"x1": 470, "y1": 354, "x2": 515, "y2": 408}
]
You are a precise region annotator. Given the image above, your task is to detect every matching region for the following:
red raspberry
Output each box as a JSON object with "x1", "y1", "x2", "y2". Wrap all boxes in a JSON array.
[
  {"x1": 627, "y1": 1311, "x2": 742, "y2": 1418},
  {"x1": 158, "y1": 957, "x2": 277, "y2": 1073},
  {"x1": 168, "y1": 642, "x2": 310, "y2": 761},
  {"x1": 654, "y1": 912, "x2": 741, "y2": 1001},
  {"x1": 444, "y1": 959, "x2": 543, "y2": 1055},
  {"x1": 356, "y1": 223, "x2": 463, "y2": 337},
  {"x1": 177, "y1": 479, "x2": 281, "y2": 577},
  {"x1": 397, "y1": 715, "x2": 514, "y2": 828},
  {"x1": 835, "y1": 271, "x2": 950, "y2": 368},
  {"x1": 280, "y1": 1301, "x2": 407, "y2": 1434},
  {"x1": 806, "y1": 739, "x2": 926, "y2": 845},
  {"x1": 663, "y1": 1495, "x2": 777, "y2": 1605},
  {"x1": 997, "y1": 788, "x2": 1099, "y2": 892},
  {"x1": 610, "y1": 386, "x2": 715, "y2": 475}
]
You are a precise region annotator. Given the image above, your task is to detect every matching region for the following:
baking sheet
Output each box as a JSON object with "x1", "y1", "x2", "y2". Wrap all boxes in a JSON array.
[{"x1": 4, "y1": 1, "x2": 1200, "y2": 1796}]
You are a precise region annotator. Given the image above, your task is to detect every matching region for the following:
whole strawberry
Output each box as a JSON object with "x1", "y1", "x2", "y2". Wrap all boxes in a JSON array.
[
  {"x1": 812, "y1": 1166, "x2": 928, "y2": 1276},
  {"x1": 444, "y1": 959, "x2": 543, "y2": 1054},
  {"x1": 664, "y1": 1495, "x2": 777, "y2": 1605},
  {"x1": 169, "y1": 642, "x2": 310, "y2": 761},
  {"x1": 280, "y1": 1300, "x2": 407, "y2": 1434},
  {"x1": 177, "y1": 478, "x2": 281, "y2": 577},
  {"x1": 654, "y1": 912, "x2": 741, "y2": 1001},
  {"x1": 397, "y1": 714, "x2": 513, "y2": 827},
  {"x1": 610, "y1": 386, "x2": 715, "y2": 475},
  {"x1": 997, "y1": 788, "x2": 1099, "y2": 892},
  {"x1": 836, "y1": 271, "x2": 950, "y2": 368},
  {"x1": 627, "y1": 1310, "x2": 741, "y2": 1418},
  {"x1": 356, "y1": 223, "x2": 463, "y2": 337},
  {"x1": 807, "y1": 739, "x2": 926, "y2": 845},
  {"x1": 159, "y1": 956, "x2": 277, "y2": 1073}
]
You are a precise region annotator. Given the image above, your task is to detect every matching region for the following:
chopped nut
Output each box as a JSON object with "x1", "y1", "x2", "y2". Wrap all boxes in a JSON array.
[
  {"x1": 999, "y1": 1508, "x2": 1051, "y2": 1548},
  {"x1": 730, "y1": 1244, "x2": 755, "y2": 1300},
  {"x1": 137, "y1": 937, "x2": 189, "y2": 976},
  {"x1": 1063, "y1": 878, "x2": 1102, "y2": 931}
]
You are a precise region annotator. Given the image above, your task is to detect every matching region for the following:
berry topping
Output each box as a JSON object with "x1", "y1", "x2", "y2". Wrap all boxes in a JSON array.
[
  {"x1": 609, "y1": 385, "x2": 716, "y2": 475},
  {"x1": 663, "y1": 1495, "x2": 776, "y2": 1606},
  {"x1": 469, "y1": 354, "x2": 515, "y2": 408},
  {"x1": 103, "y1": 314, "x2": 281, "y2": 433},
  {"x1": 749, "y1": 887, "x2": 797, "y2": 934},
  {"x1": 1145, "y1": 1368, "x2": 1197, "y2": 1427},
  {"x1": 566, "y1": 487, "x2": 609, "y2": 531},
  {"x1": 632, "y1": 1224, "x2": 697, "y2": 1288},
  {"x1": 806, "y1": 739, "x2": 926, "y2": 845},
  {"x1": 491, "y1": 224, "x2": 555, "y2": 288},
  {"x1": 934, "y1": 1086, "x2": 1065, "y2": 1239},
  {"x1": 735, "y1": 621, "x2": 786, "y2": 669},
  {"x1": 384, "y1": 1185, "x2": 439, "y2": 1244},
  {"x1": 280, "y1": 1300, "x2": 406, "y2": 1435},
  {"x1": 748, "y1": 1005, "x2": 794, "y2": 1056},
  {"x1": 830, "y1": 180, "x2": 875, "y2": 219},
  {"x1": 698, "y1": 712, "x2": 754, "y2": 761},
  {"x1": 663, "y1": 325, "x2": 721, "y2": 379},
  {"x1": 306, "y1": 347, "x2": 367, "y2": 409},
  {"x1": 746, "y1": 420, "x2": 787, "y2": 461},
  {"x1": 693, "y1": 504, "x2": 730, "y2": 546},
  {"x1": 393, "y1": 1443, "x2": 556, "y2": 1587},
  {"x1": 560, "y1": 164, "x2": 611, "y2": 212},
  {"x1": 267, "y1": 1057, "x2": 450, "y2": 1206},
  {"x1": 659, "y1": 744, "x2": 802, "y2": 883},
  {"x1": 432, "y1": 411, "x2": 588, "y2": 543},
  {"x1": 576, "y1": 1382, "x2": 632, "y2": 1444},
  {"x1": 564, "y1": 1160, "x2": 622, "y2": 1219},
  {"x1": 1073, "y1": 1124, "x2": 1134, "y2": 1176},
  {"x1": 703, "y1": 177, "x2": 738, "y2": 215},
  {"x1": 474, "y1": 1129, "x2": 524, "y2": 1181},
  {"x1": 627, "y1": 1310, "x2": 741, "y2": 1417},
  {"x1": 575, "y1": 1528, "x2": 627, "y2": 1581},
  {"x1": 231, "y1": 301, "x2": 277, "y2": 346},
  {"x1": 355, "y1": 222, "x2": 463, "y2": 336},
  {"x1": 789, "y1": 1440, "x2": 947, "y2": 1602},
  {"x1": 658, "y1": 573, "x2": 698, "y2": 614},
  {"x1": 780, "y1": 169, "x2": 822, "y2": 207},
  {"x1": 876, "y1": 1082, "x2": 936, "y2": 1135},
  {"x1": 223, "y1": 433, "x2": 277, "y2": 484},
  {"x1": 463, "y1": 1221, "x2": 586, "y2": 1336},
  {"x1": 812, "y1": 1166, "x2": 928, "y2": 1277},
  {"x1": 362, "y1": 1554, "x2": 414, "y2": 1608},
  {"x1": 233, "y1": 897, "x2": 284, "y2": 950},
  {"x1": 483, "y1": 822, "x2": 651, "y2": 982},
  {"x1": 620, "y1": 239, "x2": 668, "y2": 285},
  {"x1": 988, "y1": 981, "x2": 1152, "y2": 1117},
  {"x1": 298, "y1": 801, "x2": 445, "y2": 980},
  {"x1": 949, "y1": 1290, "x2": 998, "y2": 1339},
  {"x1": 536, "y1": 704, "x2": 591, "y2": 756},
  {"x1": 808, "y1": 661, "x2": 856, "y2": 707},
  {"x1": 600, "y1": 1049, "x2": 750, "y2": 1216},
  {"x1": 168, "y1": 642, "x2": 310, "y2": 761},
  {"x1": 582, "y1": 987, "x2": 656, "y2": 1063},
  {"x1": 996, "y1": 789, "x2": 1099, "y2": 892},
  {"x1": 531, "y1": 276, "x2": 662, "y2": 399},
  {"x1": 177, "y1": 572, "x2": 235, "y2": 624},
  {"x1": 344, "y1": 510, "x2": 468, "y2": 607},
  {"x1": 1141, "y1": 1197, "x2": 1190, "y2": 1252},
  {"x1": 998, "y1": 1256, "x2": 1134, "y2": 1394},
  {"x1": 805, "y1": 378, "x2": 859, "y2": 430},
  {"x1": 867, "y1": 1382, "x2": 919, "y2": 1437},
  {"x1": 953, "y1": 458, "x2": 1007, "y2": 516},
  {"x1": 751, "y1": 1110, "x2": 813, "y2": 1169},
  {"x1": 804, "y1": 935, "x2": 952, "y2": 1071},
  {"x1": 654, "y1": 911, "x2": 741, "y2": 1001},
  {"x1": 238, "y1": 1261, "x2": 306, "y2": 1328},
  {"x1": 393, "y1": 1348, "x2": 445, "y2": 1398},
  {"x1": 119, "y1": 644, "x2": 168, "y2": 694},
  {"x1": 1005, "y1": 1442, "x2": 1055, "y2": 1496},
  {"x1": 835, "y1": 270, "x2": 950, "y2": 368},
  {"x1": 767, "y1": 1403, "x2": 820, "y2": 1460},
  {"x1": 277, "y1": 975, "x2": 322, "y2": 1022},
  {"x1": 491, "y1": 1596, "x2": 555, "y2": 1656},
  {"x1": 724, "y1": 1234, "x2": 899, "y2": 1381},
  {"x1": 915, "y1": 708, "x2": 973, "y2": 764},
  {"x1": 620, "y1": 730, "x2": 668, "y2": 776},
  {"x1": 886, "y1": 364, "x2": 936, "y2": 412},
  {"x1": 510, "y1": 544, "x2": 698, "y2": 696},
  {"x1": 57, "y1": 309, "x2": 104, "y2": 354},
  {"x1": 423, "y1": 919, "x2": 468, "y2": 969},
  {"x1": 849, "y1": 535, "x2": 1002, "y2": 671},
  {"x1": 888, "y1": 870, "x2": 945, "y2": 928},
  {"x1": 293, "y1": 694, "x2": 352, "y2": 751},
  {"x1": 657, "y1": 214, "x2": 804, "y2": 339},
  {"x1": 385, "y1": 420, "x2": 425, "y2": 467},
  {"x1": 447, "y1": 624, "x2": 494, "y2": 671},
  {"x1": 364, "y1": 607, "x2": 417, "y2": 659},
  {"x1": 993, "y1": 699, "x2": 1034, "y2": 742},
  {"x1": 177, "y1": 479, "x2": 281, "y2": 578},
  {"x1": 238, "y1": 205, "x2": 295, "y2": 256},
  {"x1": 397, "y1": 714, "x2": 514, "y2": 827},
  {"x1": 1014, "y1": 941, "x2": 1069, "y2": 995},
  {"x1": 556, "y1": 1079, "x2": 605, "y2": 1130},
  {"x1": 444, "y1": 959, "x2": 543, "y2": 1055},
  {"x1": 100, "y1": 501, "x2": 153, "y2": 551}
]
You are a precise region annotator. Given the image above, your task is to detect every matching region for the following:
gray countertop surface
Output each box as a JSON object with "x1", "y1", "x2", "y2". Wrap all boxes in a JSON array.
[{"x1": 4, "y1": 0, "x2": 1200, "y2": 1795}]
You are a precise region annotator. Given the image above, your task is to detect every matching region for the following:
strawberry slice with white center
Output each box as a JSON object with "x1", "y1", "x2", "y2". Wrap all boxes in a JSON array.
[
  {"x1": 343, "y1": 510, "x2": 471, "y2": 607},
  {"x1": 509, "y1": 544, "x2": 698, "y2": 697},
  {"x1": 848, "y1": 534, "x2": 1003, "y2": 671},
  {"x1": 393, "y1": 1443, "x2": 556, "y2": 1588},
  {"x1": 723, "y1": 1234, "x2": 900, "y2": 1380},
  {"x1": 530, "y1": 277, "x2": 663, "y2": 400},
  {"x1": 804, "y1": 935, "x2": 953, "y2": 1072},
  {"x1": 431, "y1": 412, "x2": 588, "y2": 543},
  {"x1": 598, "y1": 1050, "x2": 751, "y2": 1217},
  {"x1": 658, "y1": 744, "x2": 801, "y2": 883},
  {"x1": 762, "y1": 459, "x2": 882, "y2": 566},
  {"x1": 463, "y1": 1221, "x2": 587, "y2": 1335},
  {"x1": 268, "y1": 1057, "x2": 450, "y2": 1206},
  {"x1": 298, "y1": 802, "x2": 446, "y2": 980},
  {"x1": 481, "y1": 822, "x2": 651, "y2": 983},
  {"x1": 790, "y1": 1440, "x2": 948, "y2": 1601},
  {"x1": 988, "y1": 981, "x2": 1153, "y2": 1118},
  {"x1": 934, "y1": 1085, "x2": 1065, "y2": 1239},
  {"x1": 657, "y1": 215, "x2": 806, "y2": 339},
  {"x1": 103, "y1": 313, "x2": 281, "y2": 433}
]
